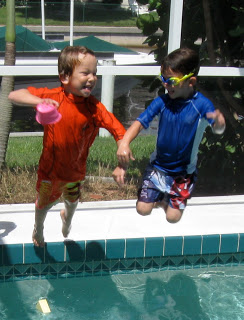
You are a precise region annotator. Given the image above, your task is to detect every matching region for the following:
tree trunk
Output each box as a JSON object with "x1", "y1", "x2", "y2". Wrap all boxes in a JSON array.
[
  {"x1": 0, "y1": 0, "x2": 16, "y2": 177},
  {"x1": 0, "y1": 43, "x2": 15, "y2": 172}
]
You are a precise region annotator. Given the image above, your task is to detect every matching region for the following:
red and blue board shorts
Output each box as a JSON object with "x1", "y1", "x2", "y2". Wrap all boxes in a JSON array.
[{"x1": 138, "y1": 164, "x2": 197, "y2": 210}]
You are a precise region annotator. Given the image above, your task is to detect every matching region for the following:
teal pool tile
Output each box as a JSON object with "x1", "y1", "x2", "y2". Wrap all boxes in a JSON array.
[
  {"x1": 13, "y1": 264, "x2": 31, "y2": 276},
  {"x1": 238, "y1": 234, "x2": 244, "y2": 252},
  {"x1": 160, "y1": 257, "x2": 170, "y2": 268},
  {"x1": 93, "y1": 262, "x2": 103, "y2": 275},
  {"x1": 220, "y1": 234, "x2": 238, "y2": 253},
  {"x1": 168, "y1": 256, "x2": 185, "y2": 269},
  {"x1": 202, "y1": 254, "x2": 218, "y2": 265},
  {"x1": 135, "y1": 258, "x2": 144, "y2": 270},
  {"x1": 110, "y1": 260, "x2": 121, "y2": 273},
  {"x1": 231, "y1": 254, "x2": 240, "y2": 266},
  {"x1": 209, "y1": 258, "x2": 218, "y2": 268},
  {"x1": 201, "y1": 256, "x2": 216, "y2": 267},
  {"x1": 149, "y1": 258, "x2": 160, "y2": 270},
  {"x1": 200, "y1": 255, "x2": 209, "y2": 266},
  {"x1": 202, "y1": 235, "x2": 220, "y2": 254},
  {"x1": 145, "y1": 237, "x2": 164, "y2": 257},
  {"x1": 93, "y1": 260, "x2": 103, "y2": 272},
  {"x1": 106, "y1": 239, "x2": 125, "y2": 259},
  {"x1": 120, "y1": 258, "x2": 140, "y2": 271},
  {"x1": 67, "y1": 263, "x2": 78, "y2": 273},
  {"x1": 5, "y1": 267, "x2": 14, "y2": 278},
  {"x1": 101, "y1": 261, "x2": 110, "y2": 271},
  {"x1": 67, "y1": 262, "x2": 83, "y2": 273},
  {"x1": 185, "y1": 255, "x2": 202, "y2": 266},
  {"x1": 143, "y1": 258, "x2": 154, "y2": 270},
  {"x1": 49, "y1": 265, "x2": 59, "y2": 277},
  {"x1": 125, "y1": 238, "x2": 144, "y2": 258},
  {"x1": 120, "y1": 258, "x2": 136, "y2": 269},
  {"x1": 31, "y1": 263, "x2": 50, "y2": 276},
  {"x1": 3, "y1": 244, "x2": 23, "y2": 265},
  {"x1": 86, "y1": 240, "x2": 105, "y2": 261},
  {"x1": 0, "y1": 266, "x2": 4, "y2": 277},
  {"x1": 217, "y1": 253, "x2": 233, "y2": 265},
  {"x1": 0, "y1": 245, "x2": 2, "y2": 266},
  {"x1": 233, "y1": 252, "x2": 242, "y2": 264},
  {"x1": 24, "y1": 243, "x2": 45, "y2": 264},
  {"x1": 164, "y1": 236, "x2": 183, "y2": 256},
  {"x1": 0, "y1": 265, "x2": 13, "y2": 276},
  {"x1": 45, "y1": 242, "x2": 65, "y2": 263},
  {"x1": 65, "y1": 240, "x2": 85, "y2": 262},
  {"x1": 183, "y1": 236, "x2": 202, "y2": 255},
  {"x1": 153, "y1": 257, "x2": 161, "y2": 266},
  {"x1": 84, "y1": 261, "x2": 93, "y2": 272}
]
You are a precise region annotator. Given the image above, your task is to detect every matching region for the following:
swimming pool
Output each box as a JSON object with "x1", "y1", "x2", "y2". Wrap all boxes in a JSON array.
[
  {"x1": 0, "y1": 196, "x2": 244, "y2": 319},
  {"x1": 1, "y1": 266, "x2": 244, "y2": 319}
]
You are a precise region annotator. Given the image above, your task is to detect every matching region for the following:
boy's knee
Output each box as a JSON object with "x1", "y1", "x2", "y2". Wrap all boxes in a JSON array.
[
  {"x1": 166, "y1": 208, "x2": 183, "y2": 224},
  {"x1": 137, "y1": 208, "x2": 151, "y2": 216},
  {"x1": 136, "y1": 201, "x2": 153, "y2": 216},
  {"x1": 166, "y1": 215, "x2": 181, "y2": 224}
]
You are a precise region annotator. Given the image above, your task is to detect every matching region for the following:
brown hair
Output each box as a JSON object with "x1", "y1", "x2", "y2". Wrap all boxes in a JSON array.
[
  {"x1": 58, "y1": 46, "x2": 96, "y2": 78},
  {"x1": 161, "y1": 48, "x2": 200, "y2": 76}
]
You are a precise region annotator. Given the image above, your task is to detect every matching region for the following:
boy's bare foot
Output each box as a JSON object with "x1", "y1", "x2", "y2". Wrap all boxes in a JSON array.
[
  {"x1": 60, "y1": 209, "x2": 71, "y2": 238},
  {"x1": 32, "y1": 226, "x2": 45, "y2": 247}
]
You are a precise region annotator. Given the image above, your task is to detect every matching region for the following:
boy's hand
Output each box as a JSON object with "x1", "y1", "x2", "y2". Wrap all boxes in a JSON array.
[
  {"x1": 116, "y1": 120, "x2": 143, "y2": 167},
  {"x1": 206, "y1": 109, "x2": 226, "y2": 134},
  {"x1": 112, "y1": 166, "x2": 126, "y2": 187},
  {"x1": 39, "y1": 98, "x2": 59, "y2": 109},
  {"x1": 116, "y1": 144, "x2": 135, "y2": 168}
]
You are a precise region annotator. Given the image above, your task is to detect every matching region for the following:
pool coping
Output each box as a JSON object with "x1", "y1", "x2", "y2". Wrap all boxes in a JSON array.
[{"x1": 1, "y1": 195, "x2": 244, "y2": 281}]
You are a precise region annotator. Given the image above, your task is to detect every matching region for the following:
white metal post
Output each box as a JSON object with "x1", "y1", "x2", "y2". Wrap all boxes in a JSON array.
[
  {"x1": 168, "y1": 0, "x2": 184, "y2": 53},
  {"x1": 99, "y1": 60, "x2": 116, "y2": 137},
  {"x1": 41, "y1": 0, "x2": 45, "y2": 40},
  {"x1": 70, "y1": 0, "x2": 74, "y2": 46}
]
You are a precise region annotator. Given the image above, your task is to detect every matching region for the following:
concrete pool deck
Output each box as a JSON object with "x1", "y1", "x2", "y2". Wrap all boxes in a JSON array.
[{"x1": 1, "y1": 195, "x2": 244, "y2": 245}]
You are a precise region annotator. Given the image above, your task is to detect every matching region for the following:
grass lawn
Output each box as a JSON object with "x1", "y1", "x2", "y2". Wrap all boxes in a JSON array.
[
  {"x1": 0, "y1": 135, "x2": 156, "y2": 204},
  {"x1": 1, "y1": 134, "x2": 242, "y2": 204},
  {"x1": 0, "y1": 2, "x2": 137, "y2": 27},
  {"x1": 5, "y1": 135, "x2": 156, "y2": 177}
]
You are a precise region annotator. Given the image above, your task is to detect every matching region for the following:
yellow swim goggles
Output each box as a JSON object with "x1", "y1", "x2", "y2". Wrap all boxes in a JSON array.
[{"x1": 160, "y1": 72, "x2": 194, "y2": 86}]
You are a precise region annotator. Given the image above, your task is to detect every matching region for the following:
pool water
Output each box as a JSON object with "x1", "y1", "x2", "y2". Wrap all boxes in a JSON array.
[{"x1": 1, "y1": 266, "x2": 244, "y2": 320}]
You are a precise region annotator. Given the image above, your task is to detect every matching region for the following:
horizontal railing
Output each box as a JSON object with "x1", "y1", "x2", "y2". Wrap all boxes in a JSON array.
[
  {"x1": 0, "y1": 65, "x2": 244, "y2": 77},
  {"x1": 3, "y1": 64, "x2": 243, "y2": 137}
]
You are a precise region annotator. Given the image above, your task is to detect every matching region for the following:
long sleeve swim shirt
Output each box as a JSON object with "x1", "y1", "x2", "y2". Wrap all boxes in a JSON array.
[
  {"x1": 137, "y1": 92, "x2": 215, "y2": 176},
  {"x1": 28, "y1": 86, "x2": 126, "y2": 182}
]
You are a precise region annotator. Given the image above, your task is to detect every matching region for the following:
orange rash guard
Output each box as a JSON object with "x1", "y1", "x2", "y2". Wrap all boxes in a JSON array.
[{"x1": 28, "y1": 86, "x2": 126, "y2": 182}]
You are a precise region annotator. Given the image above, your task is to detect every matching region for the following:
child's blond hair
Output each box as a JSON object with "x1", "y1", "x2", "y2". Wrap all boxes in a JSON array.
[{"x1": 58, "y1": 46, "x2": 96, "y2": 78}]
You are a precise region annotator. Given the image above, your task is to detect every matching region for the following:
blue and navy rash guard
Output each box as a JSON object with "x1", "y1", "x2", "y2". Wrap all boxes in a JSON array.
[{"x1": 137, "y1": 91, "x2": 215, "y2": 176}]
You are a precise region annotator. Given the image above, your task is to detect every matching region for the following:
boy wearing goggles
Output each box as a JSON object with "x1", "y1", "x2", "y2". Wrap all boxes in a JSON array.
[{"x1": 115, "y1": 48, "x2": 225, "y2": 224}]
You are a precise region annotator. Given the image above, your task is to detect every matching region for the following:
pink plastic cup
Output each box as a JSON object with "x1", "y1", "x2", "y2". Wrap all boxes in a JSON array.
[{"x1": 35, "y1": 103, "x2": 62, "y2": 125}]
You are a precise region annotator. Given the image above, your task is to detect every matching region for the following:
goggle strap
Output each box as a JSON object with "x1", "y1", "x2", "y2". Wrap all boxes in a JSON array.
[{"x1": 160, "y1": 72, "x2": 194, "y2": 85}]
